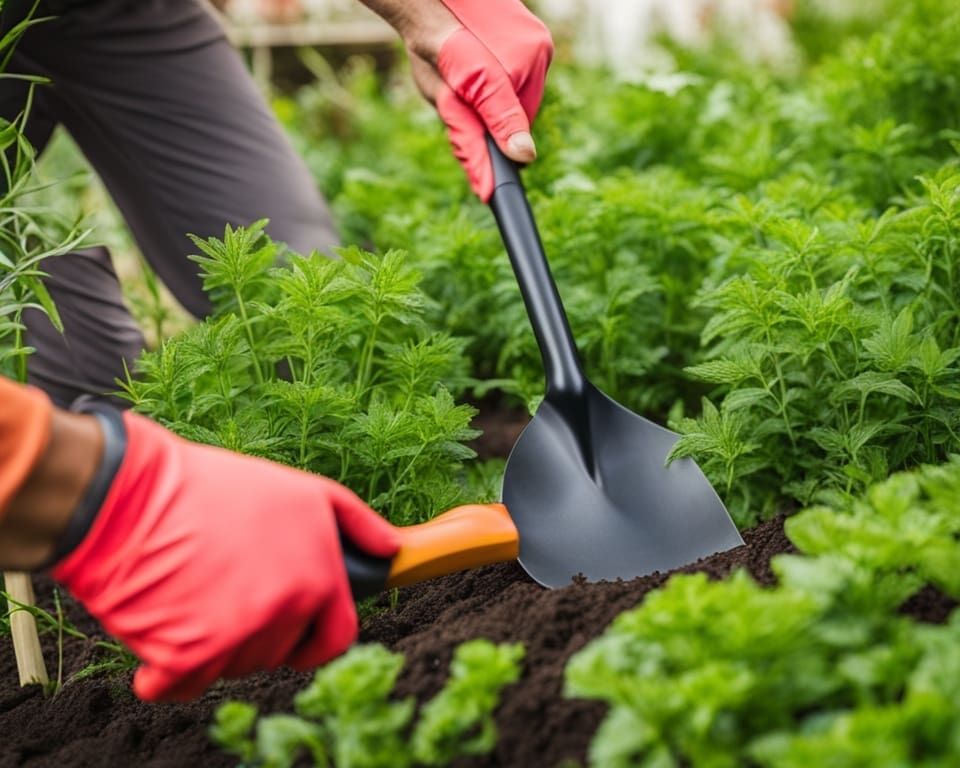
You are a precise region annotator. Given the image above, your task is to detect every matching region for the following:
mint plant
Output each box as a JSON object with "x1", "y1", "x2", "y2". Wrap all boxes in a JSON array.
[
  {"x1": 667, "y1": 158, "x2": 960, "y2": 525},
  {"x1": 566, "y1": 458, "x2": 960, "y2": 767},
  {"x1": 210, "y1": 639, "x2": 524, "y2": 768},
  {"x1": 122, "y1": 223, "x2": 479, "y2": 525}
]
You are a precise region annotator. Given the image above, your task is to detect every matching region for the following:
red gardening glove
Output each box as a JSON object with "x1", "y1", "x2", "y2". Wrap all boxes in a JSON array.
[
  {"x1": 50, "y1": 411, "x2": 400, "y2": 702},
  {"x1": 435, "y1": 0, "x2": 553, "y2": 201}
]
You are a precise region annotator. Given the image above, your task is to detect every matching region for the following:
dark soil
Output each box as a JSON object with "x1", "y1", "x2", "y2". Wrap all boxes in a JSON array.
[{"x1": 0, "y1": 404, "x2": 954, "y2": 767}]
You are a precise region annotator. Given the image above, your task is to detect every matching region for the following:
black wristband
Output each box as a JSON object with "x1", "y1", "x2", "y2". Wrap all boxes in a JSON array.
[{"x1": 41, "y1": 404, "x2": 127, "y2": 570}]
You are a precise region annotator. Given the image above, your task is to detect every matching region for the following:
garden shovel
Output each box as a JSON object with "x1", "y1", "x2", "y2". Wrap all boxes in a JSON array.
[
  {"x1": 486, "y1": 138, "x2": 743, "y2": 588},
  {"x1": 339, "y1": 147, "x2": 743, "y2": 597}
]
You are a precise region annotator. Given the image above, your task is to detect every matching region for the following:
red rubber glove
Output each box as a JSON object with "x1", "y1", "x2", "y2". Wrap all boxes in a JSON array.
[
  {"x1": 51, "y1": 411, "x2": 400, "y2": 702},
  {"x1": 435, "y1": 0, "x2": 553, "y2": 201}
]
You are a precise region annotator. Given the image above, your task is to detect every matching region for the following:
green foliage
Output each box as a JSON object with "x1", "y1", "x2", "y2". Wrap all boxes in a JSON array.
[
  {"x1": 786, "y1": 458, "x2": 960, "y2": 601},
  {"x1": 278, "y1": 55, "x2": 731, "y2": 416},
  {"x1": 122, "y1": 223, "x2": 478, "y2": 524},
  {"x1": 787, "y1": 1, "x2": 895, "y2": 66},
  {"x1": 669, "y1": 162, "x2": 960, "y2": 525},
  {"x1": 274, "y1": 0, "x2": 960, "y2": 529},
  {"x1": 566, "y1": 459, "x2": 960, "y2": 767},
  {"x1": 411, "y1": 640, "x2": 525, "y2": 765},
  {"x1": 0, "y1": 11, "x2": 88, "y2": 381},
  {"x1": 210, "y1": 640, "x2": 523, "y2": 768},
  {"x1": 1, "y1": 583, "x2": 136, "y2": 692}
]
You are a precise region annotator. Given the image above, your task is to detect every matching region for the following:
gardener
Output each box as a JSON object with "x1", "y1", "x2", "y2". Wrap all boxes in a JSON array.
[
  {"x1": 0, "y1": 0, "x2": 552, "y2": 406},
  {"x1": 0, "y1": 0, "x2": 552, "y2": 701}
]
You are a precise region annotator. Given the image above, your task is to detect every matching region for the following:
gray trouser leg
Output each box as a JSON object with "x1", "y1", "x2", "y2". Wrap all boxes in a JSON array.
[
  {"x1": 1, "y1": 0, "x2": 338, "y2": 405},
  {"x1": 22, "y1": 248, "x2": 146, "y2": 406}
]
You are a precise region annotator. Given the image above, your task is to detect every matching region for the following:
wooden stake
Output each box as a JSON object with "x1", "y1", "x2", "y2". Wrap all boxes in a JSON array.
[{"x1": 4, "y1": 571, "x2": 48, "y2": 686}]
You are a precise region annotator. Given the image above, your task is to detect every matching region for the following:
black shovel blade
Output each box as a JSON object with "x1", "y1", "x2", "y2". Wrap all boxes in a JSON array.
[
  {"x1": 502, "y1": 381, "x2": 744, "y2": 588},
  {"x1": 485, "y1": 135, "x2": 742, "y2": 588}
]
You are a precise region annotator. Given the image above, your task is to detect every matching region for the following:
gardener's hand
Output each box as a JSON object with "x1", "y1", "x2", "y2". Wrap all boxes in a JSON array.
[
  {"x1": 361, "y1": 0, "x2": 553, "y2": 200},
  {"x1": 50, "y1": 409, "x2": 400, "y2": 702}
]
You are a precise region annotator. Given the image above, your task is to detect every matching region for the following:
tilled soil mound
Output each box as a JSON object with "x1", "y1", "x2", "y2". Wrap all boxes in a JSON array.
[{"x1": 0, "y1": 516, "x2": 794, "y2": 768}]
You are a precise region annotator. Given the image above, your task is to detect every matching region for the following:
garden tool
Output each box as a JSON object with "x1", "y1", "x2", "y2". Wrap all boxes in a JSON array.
[
  {"x1": 342, "y1": 144, "x2": 744, "y2": 596},
  {"x1": 486, "y1": 137, "x2": 744, "y2": 587},
  {"x1": 342, "y1": 502, "x2": 519, "y2": 600}
]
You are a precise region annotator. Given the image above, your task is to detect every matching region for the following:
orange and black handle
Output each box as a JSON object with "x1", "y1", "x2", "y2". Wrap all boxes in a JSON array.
[{"x1": 341, "y1": 503, "x2": 519, "y2": 601}]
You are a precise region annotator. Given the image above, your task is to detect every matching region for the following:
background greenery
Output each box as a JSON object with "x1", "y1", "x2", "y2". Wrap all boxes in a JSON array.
[{"x1": 23, "y1": 0, "x2": 950, "y2": 528}]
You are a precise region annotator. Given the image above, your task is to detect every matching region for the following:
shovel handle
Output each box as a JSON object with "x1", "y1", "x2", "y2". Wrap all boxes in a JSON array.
[
  {"x1": 486, "y1": 136, "x2": 586, "y2": 396},
  {"x1": 341, "y1": 503, "x2": 519, "y2": 601}
]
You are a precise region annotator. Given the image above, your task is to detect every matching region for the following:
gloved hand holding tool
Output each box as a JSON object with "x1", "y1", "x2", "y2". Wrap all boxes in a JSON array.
[
  {"x1": 362, "y1": 0, "x2": 553, "y2": 199},
  {"x1": 0, "y1": 378, "x2": 517, "y2": 702}
]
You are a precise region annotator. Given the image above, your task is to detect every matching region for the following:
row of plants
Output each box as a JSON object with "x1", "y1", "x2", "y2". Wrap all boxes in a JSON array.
[
  {"x1": 214, "y1": 455, "x2": 960, "y2": 767},
  {"x1": 211, "y1": 640, "x2": 524, "y2": 768},
  {"x1": 276, "y1": 0, "x2": 960, "y2": 526},
  {"x1": 174, "y1": 2, "x2": 960, "y2": 765},
  {"x1": 567, "y1": 458, "x2": 960, "y2": 766}
]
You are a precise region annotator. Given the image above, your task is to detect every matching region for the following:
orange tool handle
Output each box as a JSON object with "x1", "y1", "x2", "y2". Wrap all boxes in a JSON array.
[{"x1": 341, "y1": 503, "x2": 519, "y2": 600}]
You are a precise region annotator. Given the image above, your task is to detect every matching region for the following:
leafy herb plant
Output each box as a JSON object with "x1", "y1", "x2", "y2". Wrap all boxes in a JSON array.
[
  {"x1": 669, "y1": 160, "x2": 960, "y2": 525},
  {"x1": 278, "y1": 0, "x2": 960, "y2": 527},
  {"x1": 210, "y1": 639, "x2": 524, "y2": 768},
  {"x1": 566, "y1": 459, "x2": 960, "y2": 768},
  {"x1": 122, "y1": 222, "x2": 479, "y2": 525},
  {"x1": 0, "y1": 11, "x2": 88, "y2": 381}
]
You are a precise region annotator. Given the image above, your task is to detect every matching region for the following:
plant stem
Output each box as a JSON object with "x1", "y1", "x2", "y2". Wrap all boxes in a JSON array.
[
  {"x1": 234, "y1": 287, "x2": 264, "y2": 386},
  {"x1": 299, "y1": 404, "x2": 310, "y2": 469},
  {"x1": 355, "y1": 313, "x2": 382, "y2": 402},
  {"x1": 54, "y1": 588, "x2": 64, "y2": 694}
]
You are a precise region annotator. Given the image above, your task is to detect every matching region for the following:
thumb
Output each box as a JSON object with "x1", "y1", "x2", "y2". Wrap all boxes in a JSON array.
[
  {"x1": 323, "y1": 479, "x2": 400, "y2": 559},
  {"x1": 436, "y1": 28, "x2": 535, "y2": 164}
]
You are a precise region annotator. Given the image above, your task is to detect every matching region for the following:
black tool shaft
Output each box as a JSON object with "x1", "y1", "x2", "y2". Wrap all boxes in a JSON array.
[
  {"x1": 486, "y1": 137, "x2": 586, "y2": 397},
  {"x1": 340, "y1": 531, "x2": 391, "y2": 602}
]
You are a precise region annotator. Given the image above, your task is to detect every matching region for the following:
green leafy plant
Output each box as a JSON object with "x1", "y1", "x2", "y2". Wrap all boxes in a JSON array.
[
  {"x1": 668, "y1": 158, "x2": 960, "y2": 525},
  {"x1": 210, "y1": 639, "x2": 524, "y2": 768},
  {"x1": 0, "y1": 13, "x2": 88, "y2": 381},
  {"x1": 280, "y1": 0, "x2": 960, "y2": 426},
  {"x1": 1, "y1": 586, "x2": 136, "y2": 693},
  {"x1": 122, "y1": 222, "x2": 479, "y2": 524},
  {"x1": 566, "y1": 464, "x2": 960, "y2": 767},
  {"x1": 786, "y1": 457, "x2": 960, "y2": 600}
]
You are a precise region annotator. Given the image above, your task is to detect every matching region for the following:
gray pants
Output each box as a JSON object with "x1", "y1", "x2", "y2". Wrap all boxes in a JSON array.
[{"x1": 0, "y1": 0, "x2": 338, "y2": 406}]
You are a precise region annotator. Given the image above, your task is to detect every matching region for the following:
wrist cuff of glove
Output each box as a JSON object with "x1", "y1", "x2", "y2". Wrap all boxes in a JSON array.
[{"x1": 40, "y1": 403, "x2": 127, "y2": 570}]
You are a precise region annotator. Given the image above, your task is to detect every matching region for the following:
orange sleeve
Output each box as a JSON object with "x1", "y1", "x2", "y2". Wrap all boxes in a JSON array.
[{"x1": 0, "y1": 377, "x2": 53, "y2": 518}]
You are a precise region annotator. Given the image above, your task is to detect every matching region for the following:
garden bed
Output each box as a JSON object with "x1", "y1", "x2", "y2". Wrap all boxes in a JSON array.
[
  {"x1": 2, "y1": 404, "x2": 958, "y2": 767},
  {"x1": 3, "y1": 4, "x2": 960, "y2": 765},
  {"x1": 0, "y1": 520, "x2": 794, "y2": 768},
  {"x1": 0, "y1": 404, "x2": 799, "y2": 768}
]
